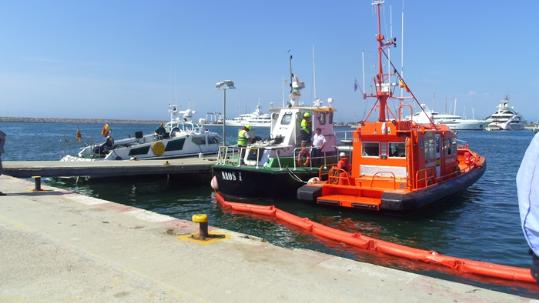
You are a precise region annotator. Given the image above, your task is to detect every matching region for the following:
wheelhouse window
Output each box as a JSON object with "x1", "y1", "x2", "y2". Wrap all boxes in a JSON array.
[
  {"x1": 317, "y1": 112, "x2": 326, "y2": 125},
  {"x1": 165, "y1": 138, "x2": 185, "y2": 151},
  {"x1": 280, "y1": 113, "x2": 292, "y2": 125},
  {"x1": 362, "y1": 142, "x2": 380, "y2": 157},
  {"x1": 389, "y1": 142, "x2": 406, "y2": 158},
  {"x1": 192, "y1": 136, "x2": 207, "y2": 145},
  {"x1": 207, "y1": 136, "x2": 220, "y2": 144}
]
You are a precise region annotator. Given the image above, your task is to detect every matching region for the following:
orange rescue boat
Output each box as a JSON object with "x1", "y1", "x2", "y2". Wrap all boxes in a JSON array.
[{"x1": 297, "y1": 1, "x2": 486, "y2": 212}]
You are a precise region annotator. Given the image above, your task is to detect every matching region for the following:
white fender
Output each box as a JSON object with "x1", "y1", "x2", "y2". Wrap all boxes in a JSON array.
[{"x1": 210, "y1": 175, "x2": 219, "y2": 191}]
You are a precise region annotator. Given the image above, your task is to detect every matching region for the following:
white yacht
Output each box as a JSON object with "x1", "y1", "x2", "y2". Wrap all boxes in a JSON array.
[
  {"x1": 199, "y1": 112, "x2": 223, "y2": 126},
  {"x1": 411, "y1": 104, "x2": 487, "y2": 130},
  {"x1": 485, "y1": 96, "x2": 525, "y2": 131},
  {"x1": 62, "y1": 105, "x2": 221, "y2": 161},
  {"x1": 225, "y1": 104, "x2": 272, "y2": 127}
]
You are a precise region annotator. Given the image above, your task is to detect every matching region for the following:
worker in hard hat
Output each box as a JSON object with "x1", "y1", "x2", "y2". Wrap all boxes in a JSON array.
[
  {"x1": 335, "y1": 152, "x2": 351, "y2": 185},
  {"x1": 337, "y1": 152, "x2": 350, "y2": 171},
  {"x1": 237, "y1": 125, "x2": 253, "y2": 147},
  {"x1": 300, "y1": 112, "x2": 312, "y2": 145},
  {"x1": 237, "y1": 125, "x2": 253, "y2": 164}
]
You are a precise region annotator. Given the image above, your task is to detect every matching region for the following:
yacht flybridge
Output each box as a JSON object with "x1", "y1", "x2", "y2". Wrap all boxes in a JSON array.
[
  {"x1": 62, "y1": 105, "x2": 221, "y2": 161},
  {"x1": 297, "y1": 1, "x2": 486, "y2": 212},
  {"x1": 485, "y1": 96, "x2": 525, "y2": 131},
  {"x1": 225, "y1": 104, "x2": 272, "y2": 128}
]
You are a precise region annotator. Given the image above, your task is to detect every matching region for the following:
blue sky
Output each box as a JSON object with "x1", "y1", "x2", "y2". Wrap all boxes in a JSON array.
[{"x1": 0, "y1": 1, "x2": 537, "y2": 122}]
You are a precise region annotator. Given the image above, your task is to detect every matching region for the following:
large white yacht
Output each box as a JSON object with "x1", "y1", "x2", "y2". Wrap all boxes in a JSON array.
[
  {"x1": 225, "y1": 104, "x2": 272, "y2": 127},
  {"x1": 62, "y1": 105, "x2": 221, "y2": 161},
  {"x1": 411, "y1": 104, "x2": 487, "y2": 130},
  {"x1": 485, "y1": 96, "x2": 525, "y2": 131}
]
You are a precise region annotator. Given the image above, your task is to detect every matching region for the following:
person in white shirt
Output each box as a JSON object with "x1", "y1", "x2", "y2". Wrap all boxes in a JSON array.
[
  {"x1": 517, "y1": 132, "x2": 539, "y2": 284},
  {"x1": 312, "y1": 128, "x2": 326, "y2": 162}
]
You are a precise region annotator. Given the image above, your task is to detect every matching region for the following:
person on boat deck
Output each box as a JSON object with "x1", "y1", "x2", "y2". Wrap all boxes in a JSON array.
[
  {"x1": 296, "y1": 141, "x2": 311, "y2": 167},
  {"x1": 300, "y1": 112, "x2": 312, "y2": 145},
  {"x1": 237, "y1": 125, "x2": 253, "y2": 147},
  {"x1": 100, "y1": 135, "x2": 114, "y2": 154},
  {"x1": 154, "y1": 123, "x2": 167, "y2": 138},
  {"x1": 0, "y1": 130, "x2": 6, "y2": 196},
  {"x1": 335, "y1": 152, "x2": 351, "y2": 185},
  {"x1": 237, "y1": 125, "x2": 252, "y2": 163},
  {"x1": 517, "y1": 132, "x2": 539, "y2": 284},
  {"x1": 337, "y1": 152, "x2": 350, "y2": 171},
  {"x1": 312, "y1": 128, "x2": 326, "y2": 155}
]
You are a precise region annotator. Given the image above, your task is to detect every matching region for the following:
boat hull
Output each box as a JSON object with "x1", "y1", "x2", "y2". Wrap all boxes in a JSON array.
[
  {"x1": 446, "y1": 121, "x2": 486, "y2": 130},
  {"x1": 213, "y1": 165, "x2": 318, "y2": 199},
  {"x1": 380, "y1": 163, "x2": 486, "y2": 211},
  {"x1": 297, "y1": 163, "x2": 486, "y2": 212}
]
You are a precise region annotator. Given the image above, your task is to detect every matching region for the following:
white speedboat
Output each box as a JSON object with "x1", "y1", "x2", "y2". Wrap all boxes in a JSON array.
[
  {"x1": 411, "y1": 104, "x2": 487, "y2": 130},
  {"x1": 485, "y1": 96, "x2": 525, "y2": 131},
  {"x1": 62, "y1": 105, "x2": 221, "y2": 161},
  {"x1": 225, "y1": 104, "x2": 272, "y2": 127}
]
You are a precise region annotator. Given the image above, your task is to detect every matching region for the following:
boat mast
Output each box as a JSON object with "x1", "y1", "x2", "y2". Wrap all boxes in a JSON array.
[
  {"x1": 400, "y1": 0, "x2": 404, "y2": 98},
  {"x1": 289, "y1": 52, "x2": 293, "y2": 95},
  {"x1": 374, "y1": 0, "x2": 391, "y2": 122}
]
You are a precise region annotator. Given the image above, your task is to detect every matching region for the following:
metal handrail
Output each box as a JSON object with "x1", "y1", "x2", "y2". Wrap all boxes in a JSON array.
[
  {"x1": 369, "y1": 171, "x2": 397, "y2": 189},
  {"x1": 327, "y1": 167, "x2": 351, "y2": 185}
]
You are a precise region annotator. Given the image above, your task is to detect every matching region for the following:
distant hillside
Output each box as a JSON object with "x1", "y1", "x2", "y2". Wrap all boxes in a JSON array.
[{"x1": 0, "y1": 116, "x2": 163, "y2": 125}]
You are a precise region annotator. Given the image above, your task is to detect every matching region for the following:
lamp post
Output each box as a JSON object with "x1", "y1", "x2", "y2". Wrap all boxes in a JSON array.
[{"x1": 215, "y1": 80, "x2": 235, "y2": 145}]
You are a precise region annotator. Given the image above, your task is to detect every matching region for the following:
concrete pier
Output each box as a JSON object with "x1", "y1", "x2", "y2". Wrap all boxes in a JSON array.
[
  {"x1": 2, "y1": 157, "x2": 215, "y2": 178},
  {"x1": 0, "y1": 175, "x2": 530, "y2": 302}
]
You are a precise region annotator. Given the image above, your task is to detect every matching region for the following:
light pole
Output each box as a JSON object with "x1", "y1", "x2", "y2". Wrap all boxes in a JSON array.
[{"x1": 215, "y1": 80, "x2": 235, "y2": 145}]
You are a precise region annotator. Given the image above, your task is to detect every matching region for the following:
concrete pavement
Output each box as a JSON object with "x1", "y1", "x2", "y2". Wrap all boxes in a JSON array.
[{"x1": 0, "y1": 175, "x2": 531, "y2": 302}]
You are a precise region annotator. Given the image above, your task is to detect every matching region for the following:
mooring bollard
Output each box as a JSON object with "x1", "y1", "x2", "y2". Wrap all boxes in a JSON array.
[
  {"x1": 192, "y1": 214, "x2": 209, "y2": 240},
  {"x1": 32, "y1": 176, "x2": 42, "y2": 191},
  {"x1": 191, "y1": 214, "x2": 225, "y2": 240}
]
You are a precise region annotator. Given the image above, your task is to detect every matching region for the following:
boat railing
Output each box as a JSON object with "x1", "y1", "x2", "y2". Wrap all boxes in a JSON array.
[
  {"x1": 369, "y1": 171, "x2": 397, "y2": 189},
  {"x1": 398, "y1": 104, "x2": 414, "y2": 121},
  {"x1": 293, "y1": 147, "x2": 334, "y2": 170},
  {"x1": 415, "y1": 167, "x2": 436, "y2": 188},
  {"x1": 218, "y1": 145, "x2": 336, "y2": 171},
  {"x1": 327, "y1": 167, "x2": 352, "y2": 185}
]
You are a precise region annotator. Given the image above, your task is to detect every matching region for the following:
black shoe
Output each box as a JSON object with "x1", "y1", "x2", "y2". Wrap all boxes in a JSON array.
[{"x1": 0, "y1": 192, "x2": 6, "y2": 196}]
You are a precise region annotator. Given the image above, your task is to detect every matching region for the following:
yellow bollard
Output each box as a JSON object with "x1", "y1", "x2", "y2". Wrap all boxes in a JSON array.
[{"x1": 191, "y1": 214, "x2": 224, "y2": 241}]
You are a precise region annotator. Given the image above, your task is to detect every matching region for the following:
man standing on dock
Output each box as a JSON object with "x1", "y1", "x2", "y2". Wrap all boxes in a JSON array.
[
  {"x1": 0, "y1": 130, "x2": 6, "y2": 196},
  {"x1": 517, "y1": 132, "x2": 539, "y2": 284}
]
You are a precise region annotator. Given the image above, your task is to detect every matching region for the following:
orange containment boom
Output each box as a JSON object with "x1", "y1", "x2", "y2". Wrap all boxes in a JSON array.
[{"x1": 214, "y1": 192, "x2": 535, "y2": 284}]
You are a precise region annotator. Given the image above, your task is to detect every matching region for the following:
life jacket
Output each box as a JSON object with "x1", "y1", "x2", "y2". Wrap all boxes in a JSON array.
[
  {"x1": 300, "y1": 119, "x2": 311, "y2": 134},
  {"x1": 337, "y1": 158, "x2": 349, "y2": 171},
  {"x1": 237, "y1": 129, "x2": 248, "y2": 146}
]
